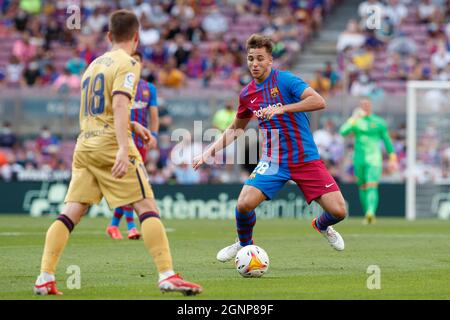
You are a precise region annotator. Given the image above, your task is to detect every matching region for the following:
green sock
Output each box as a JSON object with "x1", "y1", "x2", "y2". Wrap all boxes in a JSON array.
[
  {"x1": 365, "y1": 187, "x2": 379, "y2": 216},
  {"x1": 358, "y1": 188, "x2": 367, "y2": 214}
]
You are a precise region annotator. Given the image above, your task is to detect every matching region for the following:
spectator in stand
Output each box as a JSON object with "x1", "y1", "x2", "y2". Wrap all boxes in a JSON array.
[
  {"x1": 417, "y1": 0, "x2": 437, "y2": 24},
  {"x1": 387, "y1": 33, "x2": 418, "y2": 57},
  {"x1": 139, "y1": 20, "x2": 160, "y2": 46},
  {"x1": 352, "y1": 44, "x2": 375, "y2": 71},
  {"x1": 52, "y1": 68, "x2": 80, "y2": 93},
  {"x1": 172, "y1": 34, "x2": 191, "y2": 69},
  {"x1": 23, "y1": 57, "x2": 41, "y2": 86},
  {"x1": 185, "y1": 16, "x2": 207, "y2": 44},
  {"x1": 65, "y1": 48, "x2": 87, "y2": 76},
  {"x1": 174, "y1": 163, "x2": 201, "y2": 184},
  {"x1": 40, "y1": 64, "x2": 59, "y2": 85},
  {"x1": 431, "y1": 41, "x2": 450, "y2": 75},
  {"x1": 385, "y1": 52, "x2": 410, "y2": 80},
  {"x1": 186, "y1": 47, "x2": 208, "y2": 79},
  {"x1": 42, "y1": 19, "x2": 62, "y2": 50},
  {"x1": 350, "y1": 72, "x2": 378, "y2": 96},
  {"x1": 202, "y1": 6, "x2": 229, "y2": 36},
  {"x1": 384, "y1": 0, "x2": 408, "y2": 27},
  {"x1": 408, "y1": 57, "x2": 431, "y2": 80},
  {"x1": 322, "y1": 62, "x2": 341, "y2": 92},
  {"x1": 12, "y1": 31, "x2": 37, "y2": 64},
  {"x1": 309, "y1": 70, "x2": 331, "y2": 96},
  {"x1": 337, "y1": 19, "x2": 366, "y2": 52},
  {"x1": 5, "y1": 55, "x2": 24, "y2": 87},
  {"x1": 170, "y1": 1, "x2": 195, "y2": 23},
  {"x1": 185, "y1": 17, "x2": 206, "y2": 44},
  {"x1": 35, "y1": 126, "x2": 59, "y2": 157},
  {"x1": 86, "y1": 7, "x2": 108, "y2": 34},
  {"x1": 159, "y1": 57, "x2": 186, "y2": 89},
  {"x1": 14, "y1": 8, "x2": 29, "y2": 32},
  {"x1": 0, "y1": 122, "x2": 17, "y2": 149}
]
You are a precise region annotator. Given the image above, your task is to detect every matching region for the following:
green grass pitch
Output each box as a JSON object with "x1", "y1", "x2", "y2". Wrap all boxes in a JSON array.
[{"x1": 1, "y1": 215, "x2": 449, "y2": 300}]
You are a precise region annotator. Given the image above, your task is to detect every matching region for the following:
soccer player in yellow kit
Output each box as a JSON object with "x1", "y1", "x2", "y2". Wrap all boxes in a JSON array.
[{"x1": 33, "y1": 10, "x2": 202, "y2": 296}]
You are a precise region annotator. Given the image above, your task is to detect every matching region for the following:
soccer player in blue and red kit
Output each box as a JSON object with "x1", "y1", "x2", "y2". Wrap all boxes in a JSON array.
[
  {"x1": 107, "y1": 51, "x2": 159, "y2": 240},
  {"x1": 193, "y1": 34, "x2": 347, "y2": 262}
]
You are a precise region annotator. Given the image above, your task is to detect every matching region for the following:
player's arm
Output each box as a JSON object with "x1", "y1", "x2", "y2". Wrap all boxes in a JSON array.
[
  {"x1": 149, "y1": 83, "x2": 159, "y2": 148},
  {"x1": 111, "y1": 93, "x2": 132, "y2": 179},
  {"x1": 340, "y1": 108, "x2": 366, "y2": 136},
  {"x1": 380, "y1": 121, "x2": 398, "y2": 172},
  {"x1": 192, "y1": 116, "x2": 251, "y2": 170},
  {"x1": 111, "y1": 60, "x2": 140, "y2": 178}
]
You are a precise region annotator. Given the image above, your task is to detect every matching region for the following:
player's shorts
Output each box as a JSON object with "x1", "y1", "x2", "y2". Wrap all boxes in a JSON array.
[
  {"x1": 354, "y1": 162, "x2": 382, "y2": 186},
  {"x1": 245, "y1": 159, "x2": 340, "y2": 204},
  {"x1": 137, "y1": 146, "x2": 147, "y2": 163},
  {"x1": 65, "y1": 148, "x2": 154, "y2": 208}
]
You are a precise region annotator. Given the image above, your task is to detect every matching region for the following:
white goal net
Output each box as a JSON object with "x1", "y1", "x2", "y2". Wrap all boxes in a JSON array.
[{"x1": 406, "y1": 81, "x2": 450, "y2": 220}]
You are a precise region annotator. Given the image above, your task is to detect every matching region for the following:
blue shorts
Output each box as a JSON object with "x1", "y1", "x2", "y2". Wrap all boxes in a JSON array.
[{"x1": 245, "y1": 160, "x2": 339, "y2": 204}]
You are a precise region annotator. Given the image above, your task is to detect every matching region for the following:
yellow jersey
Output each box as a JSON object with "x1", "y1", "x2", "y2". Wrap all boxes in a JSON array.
[{"x1": 75, "y1": 48, "x2": 141, "y2": 152}]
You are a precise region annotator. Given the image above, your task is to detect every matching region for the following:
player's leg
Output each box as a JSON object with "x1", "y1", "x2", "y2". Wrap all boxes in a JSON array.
[
  {"x1": 95, "y1": 149, "x2": 201, "y2": 295},
  {"x1": 361, "y1": 164, "x2": 382, "y2": 224},
  {"x1": 132, "y1": 197, "x2": 202, "y2": 295},
  {"x1": 216, "y1": 185, "x2": 267, "y2": 262},
  {"x1": 217, "y1": 161, "x2": 289, "y2": 262},
  {"x1": 123, "y1": 205, "x2": 140, "y2": 239},
  {"x1": 107, "y1": 206, "x2": 124, "y2": 239},
  {"x1": 354, "y1": 163, "x2": 368, "y2": 215},
  {"x1": 34, "y1": 151, "x2": 101, "y2": 295},
  {"x1": 291, "y1": 160, "x2": 346, "y2": 251}
]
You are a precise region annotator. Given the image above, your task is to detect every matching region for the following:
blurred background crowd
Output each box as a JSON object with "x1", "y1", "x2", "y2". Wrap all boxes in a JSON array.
[{"x1": 0, "y1": 0, "x2": 449, "y2": 184}]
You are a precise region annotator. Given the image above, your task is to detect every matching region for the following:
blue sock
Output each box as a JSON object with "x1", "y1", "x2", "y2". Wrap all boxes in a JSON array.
[
  {"x1": 235, "y1": 208, "x2": 256, "y2": 246},
  {"x1": 111, "y1": 207, "x2": 124, "y2": 227},
  {"x1": 315, "y1": 211, "x2": 344, "y2": 231},
  {"x1": 124, "y1": 206, "x2": 136, "y2": 230}
]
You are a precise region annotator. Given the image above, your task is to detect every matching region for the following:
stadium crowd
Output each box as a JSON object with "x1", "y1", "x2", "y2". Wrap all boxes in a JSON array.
[
  {"x1": 0, "y1": 0, "x2": 449, "y2": 184},
  {"x1": 334, "y1": 0, "x2": 450, "y2": 96},
  {"x1": 0, "y1": 0, "x2": 338, "y2": 92}
]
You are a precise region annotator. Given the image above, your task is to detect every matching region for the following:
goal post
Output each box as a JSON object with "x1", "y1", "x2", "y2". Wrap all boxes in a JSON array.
[{"x1": 406, "y1": 81, "x2": 450, "y2": 220}]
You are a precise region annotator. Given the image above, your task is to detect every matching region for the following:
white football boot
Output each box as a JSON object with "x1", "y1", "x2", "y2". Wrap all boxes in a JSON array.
[
  {"x1": 312, "y1": 218, "x2": 345, "y2": 251},
  {"x1": 216, "y1": 241, "x2": 243, "y2": 262}
]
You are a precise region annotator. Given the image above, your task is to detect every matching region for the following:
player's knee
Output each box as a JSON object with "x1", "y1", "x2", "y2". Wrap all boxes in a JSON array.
[
  {"x1": 236, "y1": 199, "x2": 255, "y2": 215},
  {"x1": 330, "y1": 199, "x2": 347, "y2": 220}
]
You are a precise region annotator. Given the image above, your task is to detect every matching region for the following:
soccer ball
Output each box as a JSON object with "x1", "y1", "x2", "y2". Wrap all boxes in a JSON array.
[{"x1": 235, "y1": 245, "x2": 269, "y2": 278}]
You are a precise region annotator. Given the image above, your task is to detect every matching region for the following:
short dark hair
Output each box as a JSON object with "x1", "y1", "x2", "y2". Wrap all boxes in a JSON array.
[
  {"x1": 109, "y1": 10, "x2": 140, "y2": 43},
  {"x1": 246, "y1": 34, "x2": 273, "y2": 54}
]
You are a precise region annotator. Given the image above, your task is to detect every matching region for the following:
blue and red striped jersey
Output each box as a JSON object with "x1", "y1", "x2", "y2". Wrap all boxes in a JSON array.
[
  {"x1": 237, "y1": 68, "x2": 320, "y2": 165},
  {"x1": 130, "y1": 79, "x2": 158, "y2": 148}
]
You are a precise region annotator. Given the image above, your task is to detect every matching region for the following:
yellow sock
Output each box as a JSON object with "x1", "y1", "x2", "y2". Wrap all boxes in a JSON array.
[
  {"x1": 141, "y1": 217, "x2": 173, "y2": 273},
  {"x1": 41, "y1": 220, "x2": 70, "y2": 274}
]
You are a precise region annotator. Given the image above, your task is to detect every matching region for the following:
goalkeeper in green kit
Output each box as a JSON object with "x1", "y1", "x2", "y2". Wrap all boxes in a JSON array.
[{"x1": 339, "y1": 97, "x2": 398, "y2": 224}]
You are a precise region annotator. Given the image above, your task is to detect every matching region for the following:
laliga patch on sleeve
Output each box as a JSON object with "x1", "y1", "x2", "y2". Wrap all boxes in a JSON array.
[{"x1": 124, "y1": 72, "x2": 136, "y2": 90}]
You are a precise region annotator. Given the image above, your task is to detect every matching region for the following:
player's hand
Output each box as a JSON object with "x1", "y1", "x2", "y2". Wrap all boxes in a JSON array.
[
  {"x1": 192, "y1": 153, "x2": 208, "y2": 170},
  {"x1": 145, "y1": 135, "x2": 157, "y2": 150},
  {"x1": 388, "y1": 156, "x2": 399, "y2": 173},
  {"x1": 262, "y1": 106, "x2": 285, "y2": 120},
  {"x1": 351, "y1": 107, "x2": 366, "y2": 119},
  {"x1": 133, "y1": 122, "x2": 157, "y2": 150},
  {"x1": 112, "y1": 147, "x2": 129, "y2": 179}
]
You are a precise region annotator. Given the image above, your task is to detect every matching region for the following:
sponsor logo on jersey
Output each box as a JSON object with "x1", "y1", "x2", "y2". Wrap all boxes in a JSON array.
[{"x1": 252, "y1": 103, "x2": 283, "y2": 119}]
